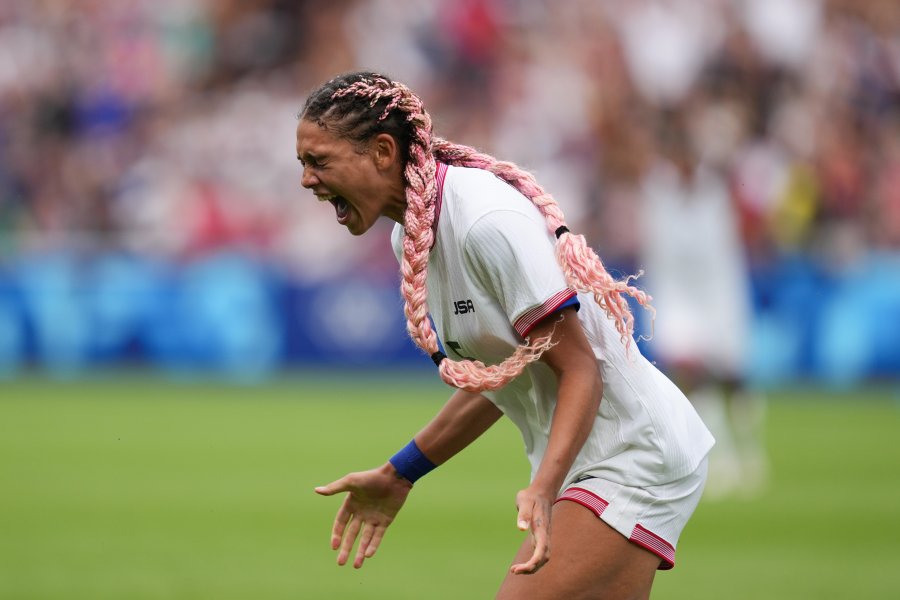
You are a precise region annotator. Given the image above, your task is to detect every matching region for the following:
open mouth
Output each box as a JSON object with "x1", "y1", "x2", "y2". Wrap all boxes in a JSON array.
[{"x1": 318, "y1": 194, "x2": 352, "y2": 225}]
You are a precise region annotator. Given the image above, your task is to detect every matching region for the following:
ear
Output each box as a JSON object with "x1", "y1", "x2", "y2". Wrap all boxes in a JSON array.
[{"x1": 371, "y1": 133, "x2": 401, "y2": 171}]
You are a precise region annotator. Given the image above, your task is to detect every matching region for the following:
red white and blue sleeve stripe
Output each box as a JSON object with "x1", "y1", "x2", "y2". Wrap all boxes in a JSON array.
[{"x1": 513, "y1": 289, "x2": 579, "y2": 338}]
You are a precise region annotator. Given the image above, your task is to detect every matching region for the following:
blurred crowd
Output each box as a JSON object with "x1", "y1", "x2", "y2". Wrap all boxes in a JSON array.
[{"x1": 1, "y1": 0, "x2": 898, "y2": 282}]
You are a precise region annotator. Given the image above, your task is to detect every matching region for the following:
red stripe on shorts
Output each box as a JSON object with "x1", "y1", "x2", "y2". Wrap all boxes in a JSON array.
[
  {"x1": 557, "y1": 488, "x2": 677, "y2": 571},
  {"x1": 555, "y1": 486, "x2": 609, "y2": 516},
  {"x1": 630, "y1": 524, "x2": 675, "y2": 570}
]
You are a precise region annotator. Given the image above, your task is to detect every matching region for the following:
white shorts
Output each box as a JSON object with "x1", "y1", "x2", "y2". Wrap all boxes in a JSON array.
[{"x1": 555, "y1": 457, "x2": 709, "y2": 570}]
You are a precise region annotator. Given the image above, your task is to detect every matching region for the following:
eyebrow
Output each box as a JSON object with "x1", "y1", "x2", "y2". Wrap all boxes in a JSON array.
[{"x1": 297, "y1": 152, "x2": 322, "y2": 163}]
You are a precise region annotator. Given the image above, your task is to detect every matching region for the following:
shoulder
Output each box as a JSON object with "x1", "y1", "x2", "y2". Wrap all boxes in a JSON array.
[
  {"x1": 442, "y1": 165, "x2": 541, "y2": 230},
  {"x1": 444, "y1": 165, "x2": 519, "y2": 202}
]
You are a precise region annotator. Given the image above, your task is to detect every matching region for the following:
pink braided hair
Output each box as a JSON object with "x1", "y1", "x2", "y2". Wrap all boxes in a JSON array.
[
  {"x1": 328, "y1": 75, "x2": 652, "y2": 392},
  {"x1": 432, "y1": 139, "x2": 655, "y2": 347}
]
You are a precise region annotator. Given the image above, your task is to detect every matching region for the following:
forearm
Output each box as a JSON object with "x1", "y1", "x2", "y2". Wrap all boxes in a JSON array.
[
  {"x1": 507, "y1": 356, "x2": 603, "y2": 576},
  {"x1": 531, "y1": 365, "x2": 603, "y2": 495},
  {"x1": 413, "y1": 389, "x2": 503, "y2": 465}
]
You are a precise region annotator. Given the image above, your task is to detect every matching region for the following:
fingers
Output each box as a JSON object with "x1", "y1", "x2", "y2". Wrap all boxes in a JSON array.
[
  {"x1": 516, "y1": 500, "x2": 532, "y2": 532},
  {"x1": 354, "y1": 522, "x2": 378, "y2": 568},
  {"x1": 509, "y1": 533, "x2": 550, "y2": 574},
  {"x1": 317, "y1": 476, "x2": 354, "y2": 551},
  {"x1": 315, "y1": 469, "x2": 401, "y2": 569},
  {"x1": 366, "y1": 524, "x2": 387, "y2": 560},
  {"x1": 314, "y1": 476, "x2": 350, "y2": 496},
  {"x1": 333, "y1": 504, "x2": 383, "y2": 569},
  {"x1": 510, "y1": 496, "x2": 551, "y2": 575},
  {"x1": 331, "y1": 499, "x2": 353, "y2": 550},
  {"x1": 337, "y1": 512, "x2": 363, "y2": 566}
]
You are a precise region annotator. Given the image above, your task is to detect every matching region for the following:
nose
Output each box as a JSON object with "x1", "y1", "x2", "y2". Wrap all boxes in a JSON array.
[{"x1": 300, "y1": 167, "x2": 319, "y2": 189}]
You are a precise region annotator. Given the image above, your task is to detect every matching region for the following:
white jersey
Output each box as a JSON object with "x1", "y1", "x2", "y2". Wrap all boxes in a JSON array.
[{"x1": 392, "y1": 164, "x2": 713, "y2": 490}]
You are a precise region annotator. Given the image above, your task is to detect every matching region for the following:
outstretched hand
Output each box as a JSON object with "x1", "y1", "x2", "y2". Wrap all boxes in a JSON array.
[
  {"x1": 315, "y1": 463, "x2": 413, "y2": 569},
  {"x1": 510, "y1": 485, "x2": 555, "y2": 574}
]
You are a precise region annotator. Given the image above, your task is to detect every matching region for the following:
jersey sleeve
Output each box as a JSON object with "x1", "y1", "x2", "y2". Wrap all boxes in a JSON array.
[{"x1": 464, "y1": 210, "x2": 577, "y2": 338}]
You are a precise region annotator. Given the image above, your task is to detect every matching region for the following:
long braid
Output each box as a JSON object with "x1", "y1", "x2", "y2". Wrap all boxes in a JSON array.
[
  {"x1": 331, "y1": 77, "x2": 556, "y2": 391},
  {"x1": 326, "y1": 78, "x2": 445, "y2": 369},
  {"x1": 433, "y1": 138, "x2": 654, "y2": 348},
  {"x1": 300, "y1": 72, "x2": 649, "y2": 392}
]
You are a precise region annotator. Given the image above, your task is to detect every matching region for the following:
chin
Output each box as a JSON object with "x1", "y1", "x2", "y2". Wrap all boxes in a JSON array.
[{"x1": 345, "y1": 220, "x2": 370, "y2": 236}]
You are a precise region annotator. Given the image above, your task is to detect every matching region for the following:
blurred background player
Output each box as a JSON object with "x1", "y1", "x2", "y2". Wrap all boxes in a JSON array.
[{"x1": 638, "y1": 106, "x2": 768, "y2": 499}]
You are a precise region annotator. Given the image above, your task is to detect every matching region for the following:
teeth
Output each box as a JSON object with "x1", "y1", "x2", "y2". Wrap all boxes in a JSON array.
[{"x1": 317, "y1": 194, "x2": 335, "y2": 202}]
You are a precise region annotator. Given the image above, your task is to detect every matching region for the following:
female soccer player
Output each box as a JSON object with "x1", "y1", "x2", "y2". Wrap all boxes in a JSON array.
[{"x1": 300, "y1": 71, "x2": 714, "y2": 599}]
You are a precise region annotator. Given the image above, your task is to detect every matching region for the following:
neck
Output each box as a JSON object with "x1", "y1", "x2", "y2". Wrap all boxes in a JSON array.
[{"x1": 384, "y1": 183, "x2": 408, "y2": 224}]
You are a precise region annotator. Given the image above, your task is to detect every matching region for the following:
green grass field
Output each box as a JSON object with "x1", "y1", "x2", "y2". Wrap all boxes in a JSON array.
[{"x1": 1, "y1": 374, "x2": 898, "y2": 599}]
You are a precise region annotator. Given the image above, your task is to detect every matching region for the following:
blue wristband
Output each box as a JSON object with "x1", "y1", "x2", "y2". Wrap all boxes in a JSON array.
[{"x1": 389, "y1": 440, "x2": 437, "y2": 484}]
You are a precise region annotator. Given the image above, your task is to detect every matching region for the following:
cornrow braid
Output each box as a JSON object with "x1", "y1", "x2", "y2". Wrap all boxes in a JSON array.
[{"x1": 299, "y1": 72, "x2": 651, "y2": 392}]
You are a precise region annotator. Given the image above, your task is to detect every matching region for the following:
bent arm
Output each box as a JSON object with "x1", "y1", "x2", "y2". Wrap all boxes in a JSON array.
[
  {"x1": 314, "y1": 390, "x2": 502, "y2": 569},
  {"x1": 530, "y1": 306, "x2": 603, "y2": 495},
  {"x1": 511, "y1": 306, "x2": 603, "y2": 574}
]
